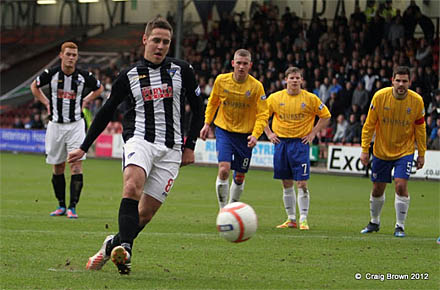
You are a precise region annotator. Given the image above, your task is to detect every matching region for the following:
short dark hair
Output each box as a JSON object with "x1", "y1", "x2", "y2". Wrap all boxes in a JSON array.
[
  {"x1": 145, "y1": 16, "x2": 173, "y2": 38},
  {"x1": 285, "y1": 67, "x2": 302, "y2": 78},
  {"x1": 393, "y1": 66, "x2": 410, "y2": 78}
]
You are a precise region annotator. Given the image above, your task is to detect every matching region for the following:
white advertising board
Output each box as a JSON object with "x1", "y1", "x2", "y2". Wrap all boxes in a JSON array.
[
  {"x1": 327, "y1": 145, "x2": 440, "y2": 180},
  {"x1": 194, "y1": 139, "x2": 274, "y2": 168}
]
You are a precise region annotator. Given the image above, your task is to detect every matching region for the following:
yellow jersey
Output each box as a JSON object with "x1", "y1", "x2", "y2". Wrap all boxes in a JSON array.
[
  {"x1": 268, "y1": 89, "x2": 331, "y2": 138},
  {"x1": 361, "y1": 87, "x2": 426, "y2": 160},
  {"x1": 204, "y1": 72, "x2": 268, "y2": 138}
]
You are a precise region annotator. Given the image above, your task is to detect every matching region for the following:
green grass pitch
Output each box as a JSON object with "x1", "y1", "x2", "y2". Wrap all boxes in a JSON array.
[{"x1": 1, "y1": 152, "x2": 439, "y2": 289}]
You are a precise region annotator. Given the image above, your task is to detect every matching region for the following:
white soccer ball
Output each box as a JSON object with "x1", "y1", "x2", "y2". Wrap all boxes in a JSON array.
[{"x1": 216, "y1": 202, "x2": 258, "y2": 243}]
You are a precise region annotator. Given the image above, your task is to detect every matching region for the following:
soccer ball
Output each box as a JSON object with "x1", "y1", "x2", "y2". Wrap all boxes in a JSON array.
[{"x1": 216, "y1": 202, "x2": 258, "y2": 243}]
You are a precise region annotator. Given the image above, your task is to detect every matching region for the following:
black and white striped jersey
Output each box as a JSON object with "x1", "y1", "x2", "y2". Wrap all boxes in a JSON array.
[
  {"x1": 35, "y1": 66, "x2": 101, "y2": 123},
  {"x1": 80, "y1": 57, "x2": 203, "y2": 151}
]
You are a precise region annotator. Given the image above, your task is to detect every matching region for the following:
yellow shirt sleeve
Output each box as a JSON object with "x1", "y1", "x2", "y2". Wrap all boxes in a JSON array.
[
  {"x1": 361, "y1": 95, "x2": 378, "y2": 153},
  {"x1": 251, "y1": 82, "x2": 269, "y2": 138},
  {"x1": 204, "y1": 76, "x2": 221, "y2": 124},
  {"x1": 415, "y1": 105, "x2": 427, "y2": 157}
]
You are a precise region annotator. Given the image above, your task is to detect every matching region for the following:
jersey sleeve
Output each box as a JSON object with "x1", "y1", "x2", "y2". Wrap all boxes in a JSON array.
[
  {"x1": 267, "y1": 93, "x2": 275, "y2": 117},
  {"x1": 251, "y1": 83, "x2": 269, "y2": 138},
  {"x1": 83, "y1": 71, "x2": 102, "y2": 91},
  {"x1": 361, "y1": 95, "x2": 378, "y2": 153},
  {"x1": 80, "y1": 72, "x2": 128, "y2": 152},
  {"x1": 182, "y1": 63, "x2": 203, "y2": 150},
  {"x1": 414, "y1": 100, "x2": 427, "y2": 157},
  {"x1": 204, "y1": 76, "x2": 222, "y2": 124},
  {"x1": 35, "y1": 68, "x2": 56, "y2": 88},
  {"x1": 313, "y1": 95, "x2": 331, "y2": 119}
]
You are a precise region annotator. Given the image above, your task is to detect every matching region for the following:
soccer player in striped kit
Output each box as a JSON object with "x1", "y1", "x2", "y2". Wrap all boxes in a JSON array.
[
  {"x1": 200, "y1": 49, "x2": 269, "y2": 209},
  {"x1": 360, "y1": 66, "x2": 426, "y2": 237},
  {"x1": 30, "y1": 42, "x2": 103, "y2": 219},
  {"x1": 68, "y1": 17, "x2": 203, "y2": 275},
  {"x1": 264, "y1": 67, "x2": 331, "y2": 230}
]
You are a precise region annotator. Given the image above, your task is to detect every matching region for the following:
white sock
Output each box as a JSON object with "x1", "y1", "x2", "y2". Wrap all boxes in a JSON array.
[
  {"x1": 297, "y1": 188, "x2": 309, "y2": 222},
  {"x1": 229, "y1": 180, "x2": 245, "y2": 204},
  {"x1": 216, "y1": 177, "x2": 229, "y2": 209},
  {"x1": 395, "y1": 193, "x2": 410, "y2": 230},
  {"x1": 370, "y1": 193, "x2": 385, "y2": 225},
  {"x1": 282, "y1": 187, "x2": 296, "y2": 221}
]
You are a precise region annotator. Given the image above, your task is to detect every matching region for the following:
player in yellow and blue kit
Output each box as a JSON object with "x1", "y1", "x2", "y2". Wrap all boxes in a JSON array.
[
  {"x1": 360, "y1": 66, "x2": 426, "y2": 238},
  {"x1": 264, "y1": 67, "x2": 331, "y2": 230},
  {"x1": 200, "y1": 49, "x2": 268, "y2": 209}
]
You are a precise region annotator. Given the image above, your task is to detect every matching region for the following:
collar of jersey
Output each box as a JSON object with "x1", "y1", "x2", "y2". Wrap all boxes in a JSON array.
[{"x1": 142, "y1": 57, "x2": 166, "y2": 69}]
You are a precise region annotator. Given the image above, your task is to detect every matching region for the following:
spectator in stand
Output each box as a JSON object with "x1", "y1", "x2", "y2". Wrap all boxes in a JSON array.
[
  {"x1": 319, "y1": 77, "x2": 331, "y2": 104},
  {"x1": 23, "y1": 116, "x2": 32, "y2": 129},
  {"x1": 329, "y1": 77, "x2": 343, "y2": 95},
  {"x1": 312, "y1": 80, "x2": 321, "y2": 99},
  {"x1": 326, "y1": 92, "x2": 345, "y2": 121},
  {"x1": 428, "y1": 118, "x2": 440, "y2": 146},
  {"x1": 363, "y1": 67, "x2": 379, "y2": 93},
  {"x1": 31, "y1": 114, "x2": 45, "y2": 129},
  {"x1": 12, "y1": 117, "x2": 24, "y2": 129},
  {"x1": 387, "y1": 15, "x2": 405, "y2": 48},
  {"x1": 343, "y1": 113, "x2": 362, "y2": 144},
  {"x1": 339, "y1": 81, "x2": 354, "y2": 109},
  {"x1": 347, "y1": 103, "x2": 362, "y2": 122},
  {"x1": 427, "y1": 89, "x2": 440, "y2": 120},
  {"x1": 352, "y1": 81, "x2": 370, "y2": 113},
  {"x1": 415, "y1": 38, "x2": 432, "y2": 68},
  {"x1": 377, "y1": 68, "x2": 391, "y2": 87},
  {"x1": 424, "y1": 66, "x2": 438, "y2": 95},
  {"x1": 332, "y1": 114, "x2": 348, "y2": 143},
  {"x1": 415, "y1": 10, "x2": 435, "y2": 42},
  {"x1": 428, "y1": 128, "x2": 440, "y2": 150},
  {"x1": 426, "y1": 115, "x2": 434, "y2": 140},
  {"x1": 402, "y1": 0, "x2": 420, "y2": 39}
]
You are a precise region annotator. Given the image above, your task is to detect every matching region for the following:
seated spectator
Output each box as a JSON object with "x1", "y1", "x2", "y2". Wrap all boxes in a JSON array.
[
  {"x1": 362, "y1": 67, "x2": 379, "y2": 93},
  {"x1": 426, "y1": 115, "x2": 434, "y2": 142},
  {"x1": 343, "y1": 113, "x2": 361, "y2": 144},
  {"x1": 428, "y1": 128, "x2": 440, "y2": 150},
  {"x1": 339, "y1": 81, "x2": 354, "y2": 108},
  {"x1": 326, "y1": 92, "x2": 345, "y2": 121},
  {"x1": 352, "y1": 81, "x2": 369, "y2": 113},
  {"x1": 12, "y1": 117, "x2": 24, "y2": 129},
  {"x1": 333, "y1": 114, "x2": 348, "y2": 143},
  {"x1": 23, "y1": 116, "x2": 32, "y2": 129},
  {"x1": 31, "y1": 114, "x2": 45, "y2": 129},
  {"x1": 415, "y1": 38, "x2": 432, "y2": 67},
  {"x1": 91, "y1": 97, "x2": 104, "y2": 117},
  {"x1": 329, "y1": 77, "x2": 343, "y2": 95},
  {"x1": 312, "y1": 80, "x2": 321, "y2": 98},
  {"x1": 319, "y1": 77, "x2": 331, "y2": 103}
]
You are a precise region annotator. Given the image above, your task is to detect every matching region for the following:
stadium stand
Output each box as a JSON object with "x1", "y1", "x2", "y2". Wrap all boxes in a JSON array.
[{"x1": 1, "y1": 1, "x2": 439, "y2": 154}]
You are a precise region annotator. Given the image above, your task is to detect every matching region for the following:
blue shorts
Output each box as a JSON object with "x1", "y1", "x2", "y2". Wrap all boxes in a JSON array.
[
  {"x1": 371, "y1": 154, "x2": 414, "y2": 183},
  {"x1": 215, "y1": 127, "x2": 252, "y2": 173},
  {"x1": 273, "y1": 138, "x2": 310, "y2": 181}
]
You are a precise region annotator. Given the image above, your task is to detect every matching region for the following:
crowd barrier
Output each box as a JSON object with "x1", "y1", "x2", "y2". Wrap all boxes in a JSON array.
[{"x1": 1, "y1": 129, "x2": 438, "y2": 180}]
